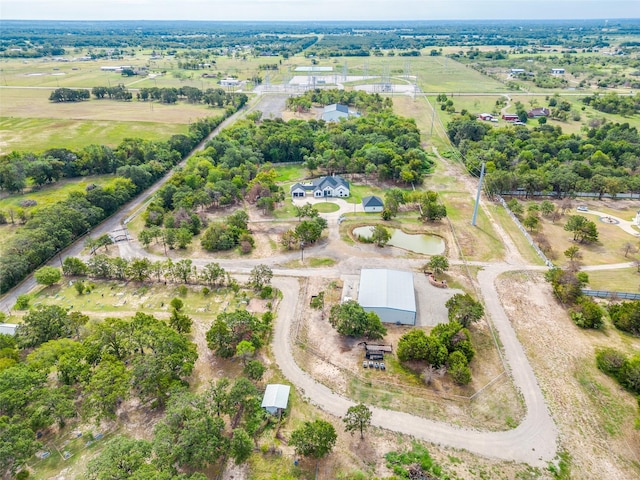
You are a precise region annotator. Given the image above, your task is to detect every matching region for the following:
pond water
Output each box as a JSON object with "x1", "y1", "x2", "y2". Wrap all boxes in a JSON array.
[{"x1": 353, "y1": 226, "x2": 445, "y2": 255}]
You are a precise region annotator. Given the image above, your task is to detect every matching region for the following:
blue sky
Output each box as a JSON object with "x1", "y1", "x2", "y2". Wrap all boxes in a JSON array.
[{"x1": 1, "y1": 0, "x2": 639, "y2": 21}]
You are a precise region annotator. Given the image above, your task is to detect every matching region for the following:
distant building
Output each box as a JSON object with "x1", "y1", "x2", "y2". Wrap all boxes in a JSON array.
[
  {"x1": 0, "y1": 324, "x2": 18, "y2": 336},
  {"x1": 362, "y1": 195, "x2": 384, "y2": 213},
  {"x1": 290, "y1": 175, "x2": 350, "y2": 199},
  {"x1": 321, "y1": 103, "x2": 353, "y2": 122},
  {"x1": 261, "y1": 384, "x2": 290, "y2": 415},
  {"x1": 510, "y1": 68, "x2": 525, "y2": 74},
  {"x1": 478, "y1": 113, "x2": 494, "y2": 121},
  {"x1": 358, "y1": 269, "x2": 416, "y2": 325},
  {"x1": 551, "y1": 68, "x2": 565, "y2": 74},
  {"x1": 527, "y1": 107, "x2": 551, "y2": 118},
  {"x1": 502, "y1": 113, "x2": 520, "y2": 122},
  {"x1": 220, "y1": 77, "x2": 240, "y2": 86}
]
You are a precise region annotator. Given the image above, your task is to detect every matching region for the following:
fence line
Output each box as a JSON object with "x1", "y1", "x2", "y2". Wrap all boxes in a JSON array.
[
  {"x1": 499, "y1": 190, "x2": 640, "y2": 200},
  {"x1": 496, "y1": 195, "x2": 554, "y2": 268},
  {"x1": 581, "y1": 289, "x2": 640, "y2": 300}
]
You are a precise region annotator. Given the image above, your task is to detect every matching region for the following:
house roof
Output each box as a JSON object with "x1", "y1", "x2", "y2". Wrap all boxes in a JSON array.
[
  {"x1": 0, "y1": 323, "x2": 18, "y2": 335},
  {"x1": 358, "y1": 269, "x2": 416, "y2": 313},
  {"x1": 362, "y1": 195, "x2": 384, "y2": 207},
  {"x1": 290, "y1": 175, "x2": 349, "y2": 193},
  {"x1": 528, "y1": 107, "x2": 550, "y2": 116},
  {"x1": 323, "y1": 103, "x2": 349, "y2": 114},
  {"x1": 261, "y1": 384, "x2": 290, "y2": 410}
]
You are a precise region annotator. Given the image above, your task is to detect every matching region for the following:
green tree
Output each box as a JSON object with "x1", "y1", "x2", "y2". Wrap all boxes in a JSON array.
[
  {"x1": 329, "y1": 300, "x2": 387, "y2": 340},
  {"x1": 230, "y1": 428, "x2": 253, "y2": 465},
  {"x1": 16, "y1": 305, "x2": 71, "y2": 348},
  {"x1": 153, "y1": 391, "x2": 228, "y2": 470},
  {"x1": 522, "y1": 213, "x2": 540, "y2": 232},
  {"x1": 445, "y1": 294, "x2": 484, "y2": 327},
  {"x1": 569, "y1": 297, "x2": 603, "y2": 329},
  {"x1": 607, "y1": 301, "x2": 640, "y2": 336},
  {"x1": 236, "y1": 340, "x2": 255, "y2": 365},
  {"x1": 370, "y1": 225, "x2": 391, "y2": 247},
  {"x1": 343, "y1": 403, "x2": 372, "y2": 439},
  {"x1": 564, "y1": 215, "x2": 598, "y2": 243},
  {"x1": 0, "y1": 416, "x2": 39, "y2": 478},
  {"x1": 290, "y1": 419, "x2": 337, "y2": 462},
  {"x1": 248, "y1": 264, "x2": 272, "y2": 290},
  {"x1": 62, "y1": 257, "x2": 88, "y2": 276},
  {"x1": 83, "y1": 355, "x2": 131, "y2": 421},
  {"x1": 425, "y1": 255, "x2": 449, "y2": 276},
  {"x1": 243, "y1": 360, "x2": 266, "y2": 381},
  {"x1": 87, "y1": 436, "x2": 152, "y2": 480},
  {"x1": 34, "y1": 266, "x2": 62, "y2": 286},
  {"x1": 169, "y1": 309, "x2": 192, "y2": 334}
]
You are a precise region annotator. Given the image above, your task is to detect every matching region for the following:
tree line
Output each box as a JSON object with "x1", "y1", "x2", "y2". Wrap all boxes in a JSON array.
[
  {"x1": 447, "y1": 116, "x2": 640, "y2": 198},
  {"x1": 0, "y1": 109, "x2": 242, "y2": 294}
]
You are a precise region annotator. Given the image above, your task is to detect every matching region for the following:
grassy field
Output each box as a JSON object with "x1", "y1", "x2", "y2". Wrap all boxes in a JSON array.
[
  {"x1": 0, "y1": 117, "x2": 190, "y2": 153},
  {"x1": 584, "y1": 268, "x2": 640, "y2": 293},
  {"x1": 489, "y1": 203, "x2": 545, "y2": 266},
  {"x1": 512, "y1": 199, "x2": 639, "y2": 267},
  {"x1": 0, "y1": 174, "x2": 115, "y2": 210},
  {"x1": 0, "y1": 87, "x2": 226, "y2": 153}
]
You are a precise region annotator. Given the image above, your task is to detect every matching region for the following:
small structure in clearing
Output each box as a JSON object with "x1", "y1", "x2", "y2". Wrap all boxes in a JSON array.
[
  {"x1": 0, "y1": 323, "x2": 18, "y2": 336},
  {"x1": 261, "y1": 384, "x2": 291, "y2": 415}
]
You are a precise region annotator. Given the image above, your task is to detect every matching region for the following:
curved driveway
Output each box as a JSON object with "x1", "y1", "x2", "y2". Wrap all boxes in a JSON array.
[{"x1": 3, "y1": 93, "x2": 635, "y2": 468}]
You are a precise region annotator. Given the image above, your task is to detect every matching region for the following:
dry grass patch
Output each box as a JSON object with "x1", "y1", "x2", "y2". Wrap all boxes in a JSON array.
[{"x1": 496, "y1": 270, "x2": 640, "y2": 479}]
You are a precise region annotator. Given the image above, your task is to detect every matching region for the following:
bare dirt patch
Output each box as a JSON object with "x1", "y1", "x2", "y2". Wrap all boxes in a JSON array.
[{"x1": 496, "y1": 270, "x2": 640, "y2": 479}]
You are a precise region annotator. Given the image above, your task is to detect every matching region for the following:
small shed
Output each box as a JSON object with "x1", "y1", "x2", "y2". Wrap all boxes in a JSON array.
[
  {"x1": 551, "y1": 68, "x2": 565, "y2": 75},
  {"x1": 261, "y1": 384, "x2": 291, "y2": 415},
  {"x1": 362, "y1": 195, "x2": 384, "y2": 213},
  {"x1": 478, "y1": 113, "x2": 493, "y2": 121},
  {"x1": 0, "y1": 323, "x2": 18, "y2": 336}
]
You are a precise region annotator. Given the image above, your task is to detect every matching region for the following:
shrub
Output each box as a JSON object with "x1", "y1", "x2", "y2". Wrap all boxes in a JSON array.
[
  {"x1": 596, "y1": 348, "x2": 626, "y2": 378},
  {"x1": 14, "y1": 294, "x2": 30, "y2": 310}
]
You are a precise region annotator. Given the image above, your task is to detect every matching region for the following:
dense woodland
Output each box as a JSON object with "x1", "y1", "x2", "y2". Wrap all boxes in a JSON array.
[
  {"x1": 140, "y1": 90, "x2": 433, "y2": 253},
  {"x1": 446, "y1": 115, "x2": 640, "y2": 197},
  {"x1": 0, "y1": 95, "x2": 249, "y2": 294},
  {"x1": 0, "y1": 281, "x2": 275, "y2": 477}
]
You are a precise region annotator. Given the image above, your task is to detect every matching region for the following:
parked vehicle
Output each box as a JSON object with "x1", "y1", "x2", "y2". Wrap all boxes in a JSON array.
[
  {"x1": 363, "y1": 361, "x2": 368, "y2": 368},
  {"x1": 380, "y1": 362, "x2": 386, "y2": 370},
  {"x1": 369, "y1": 361, "x2": 374, "y2": 368},
  {"x1": 577, "y1": 205, "x2": 589, "y2": 212},
  {"x1": 374, "y1": 362, "x2": 380, "y2": 369}
]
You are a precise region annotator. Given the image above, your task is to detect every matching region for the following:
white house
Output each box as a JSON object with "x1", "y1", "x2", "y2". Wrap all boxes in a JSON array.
[
  {"x1": 551, "y1": 68, "x2": 565, "y2": 75},
  {"x1": 261, "y1": 384, "x2": 290, "y2": 415},
  {"x1": 290, "y1": 175, "x2": 350, "y2": 199},
  {"x1": 362, "y1": 195, "x2": 384, "y2": 213}
]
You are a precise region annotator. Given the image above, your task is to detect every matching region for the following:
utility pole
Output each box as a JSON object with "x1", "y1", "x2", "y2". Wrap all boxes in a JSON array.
[{"x1": 471, "y1": 162, "x2": 486, "y2": 226}]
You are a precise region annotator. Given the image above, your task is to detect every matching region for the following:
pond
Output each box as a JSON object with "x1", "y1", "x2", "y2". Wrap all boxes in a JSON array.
[{"x1": 353, "y1": 225, "x2": 445, "y2": 255}]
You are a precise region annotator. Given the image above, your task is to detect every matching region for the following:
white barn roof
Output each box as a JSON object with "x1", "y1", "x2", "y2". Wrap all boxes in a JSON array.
[
  {"x1": 358, "y1": 269, "x2": 416, "y2": 313},
  {"x1": 0, "y1": 323, "x2": 18, "y2": 336},
  {"x1": 261, "y1": 384, "x2": 290, "y2": 412}
]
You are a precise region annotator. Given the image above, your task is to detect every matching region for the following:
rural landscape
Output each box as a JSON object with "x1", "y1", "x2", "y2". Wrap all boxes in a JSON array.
[{"x1": 1, "y1": 15, "x2": 640, "y2": 480}]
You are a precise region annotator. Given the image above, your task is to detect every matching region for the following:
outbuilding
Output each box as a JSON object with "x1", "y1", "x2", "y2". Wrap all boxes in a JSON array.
[
  {"x1": 551, "y1": 68, "x2": 565, "y2": 75},
  {"x1": 261, "y1": 384, "x2": 291, "y2": 415},
  {"x1": 0, "y1": 323, "x2": 18, "y2": 336},
  {"x1": 362, "y1": 195, "x2": 384, "y2": 213},
  {"x1": 358, "y1": 269, "x2": 416, "y2": 325}
]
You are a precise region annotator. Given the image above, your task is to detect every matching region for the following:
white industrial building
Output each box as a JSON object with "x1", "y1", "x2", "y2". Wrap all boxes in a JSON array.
[{"x1": 358, "y1": 269, "x2": 416, "y2": 325}]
